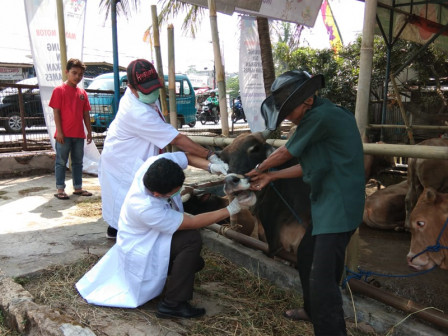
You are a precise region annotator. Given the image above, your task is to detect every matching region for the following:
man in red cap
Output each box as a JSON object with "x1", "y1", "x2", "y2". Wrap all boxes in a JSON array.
[
  {"x1": 247, "y1": 70, "x2": 365, "y2": 336},
  {"x1": 99, "y1": 59, "x2": 228, "y2": 239}
]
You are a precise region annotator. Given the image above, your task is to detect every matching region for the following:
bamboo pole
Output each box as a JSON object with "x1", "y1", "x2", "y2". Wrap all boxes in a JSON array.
[
  {"x1": 369, "y1": 124, "x2": 448, "y2": 130},
  {"x1": 56, "y1": 0, "x2": 67, "y2": 81},
  {"x1": 167, "y1": 24, "x2": 177, "y2": 129},
  {"x1": 390, "y1": 75, "x2": 415, "y2": 144},
  {"x1": 187, "y1": 136, "x2": 448, "y2": 160},
  {"x1": 208, "y1": 0, "x2": 229, "y2": 137},
  {"x1": 350, "y1": 0, "x2": 378, "y2": 275},
  {"x1": 354, "y1": 0, "x2": 377, "y2": 139},
  {"x1": 151, "y1": 5, "x2": 169, "y2": 117}
]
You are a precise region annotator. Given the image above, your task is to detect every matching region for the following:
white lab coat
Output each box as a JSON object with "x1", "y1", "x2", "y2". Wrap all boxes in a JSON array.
[
  {"x1": 76, "y1": 152, "x2": 187, "y2": 308},
  {"x1": 99, "y1": 88, "x2": 179, "y2": 230}
]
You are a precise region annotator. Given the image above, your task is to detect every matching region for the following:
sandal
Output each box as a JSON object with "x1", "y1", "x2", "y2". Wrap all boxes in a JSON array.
[
  {"x1": 54, "y1": 192, "x2": 69, "y2": 200},
  {"x1": 283, "y1": 308, "x2": 311, "y2": 322},
  {"x1": 73, "y1": 190, "x2": 93, "y2": 196}
]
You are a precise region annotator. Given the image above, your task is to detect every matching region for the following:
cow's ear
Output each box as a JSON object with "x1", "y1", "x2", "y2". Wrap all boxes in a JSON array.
[
  {"x1": 218, "y1": 150, "x2": 229, "y2": 163},
  {"x1": 424, "y1": 188, "x2": 437, "y2": 204},
  {"x1": 248, "y1": 144, "x2": 261, "y2": 154},
  {"x1": 253, "y1": 132, "x2": 267, "y2": 143}
]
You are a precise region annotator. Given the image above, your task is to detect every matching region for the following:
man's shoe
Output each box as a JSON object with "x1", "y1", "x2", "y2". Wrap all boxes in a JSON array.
[
  {"x1": 156, "y1": 301, "x2": 206, "y2": 319},
  {"x1": 106, "y1": 226, "x2": 117, "y2": 239}
]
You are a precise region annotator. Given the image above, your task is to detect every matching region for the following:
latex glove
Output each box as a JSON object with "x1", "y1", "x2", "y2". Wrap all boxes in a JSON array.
[
  {"x1": 208, "y1": 162, "x2": 228, "y2": 175},
  {"x1": 236, "y1": 192, "x2": 256, "y2": 208},
  {"x1": 226, "y1": 198, "x2": 241, "y2": 216},
  {"x1": 209, "y1": 153, "x2": 225, "y2": 165}
]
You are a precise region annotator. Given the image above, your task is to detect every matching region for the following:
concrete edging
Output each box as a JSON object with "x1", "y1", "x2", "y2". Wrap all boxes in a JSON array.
[
  {"x1": 0, "y1": 150, "x2": 55, "y2": 178},
  {"x1": 201, "y1": 229, "x2": 446, "y2": 336}
]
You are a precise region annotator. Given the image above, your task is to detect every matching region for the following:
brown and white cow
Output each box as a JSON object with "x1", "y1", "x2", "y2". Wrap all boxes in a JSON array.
[
  {"x1": 181, "y1": 186, "x2": 258, "y2": 237},
  {"x1": 405, "y1": 138, "x2": 448, "y2": 228},
  {"x1": 363, "y1": 180, "x2": 408, "y2": 230},
  {"x1": 219, "y1": 132, "x2": 311, "y2": 257},
  {"x1": 407, "y1": 187, "x2": 448, "y2": 271}
]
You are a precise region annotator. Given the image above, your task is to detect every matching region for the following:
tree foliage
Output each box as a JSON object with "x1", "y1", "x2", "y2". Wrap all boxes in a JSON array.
[
  {"x1": 226, "y1": 76, "x2": 240, "y2": 99},
  {"x1": 272, "y1": 34, "x2": 448, "y2": 113}
]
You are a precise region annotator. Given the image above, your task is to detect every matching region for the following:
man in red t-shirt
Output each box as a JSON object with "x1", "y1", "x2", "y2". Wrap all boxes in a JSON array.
[{"x1": 49, "y1": 58, "x2": 92, "y2": 200}]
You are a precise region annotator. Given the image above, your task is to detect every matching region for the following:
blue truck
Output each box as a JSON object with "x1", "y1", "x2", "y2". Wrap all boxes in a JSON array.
[{"x1": 88, "y1": 72, "x2": 197, "y2": 133}]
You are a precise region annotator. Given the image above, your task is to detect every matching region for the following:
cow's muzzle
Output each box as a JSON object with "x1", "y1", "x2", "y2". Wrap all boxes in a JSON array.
[{"x1": 223, "y1": 173, "x2": 256, "y2": 207}]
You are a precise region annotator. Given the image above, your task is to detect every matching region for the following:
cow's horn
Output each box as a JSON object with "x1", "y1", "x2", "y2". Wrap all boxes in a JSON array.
[
  {"x1": 181, "y1": 193, "x2": 191, "y2": 203},
  {"x1": 261, "y1": 129, "x2": 271, "y2": 139},
  {"x1": 193, "y1": 188, "x2": 206, "y2": 196}
]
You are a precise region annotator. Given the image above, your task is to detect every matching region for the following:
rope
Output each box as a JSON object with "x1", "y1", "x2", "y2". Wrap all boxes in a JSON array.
[
  {"x1": 343, "y1": 215, "x2": 448, "y2": 288},
  {"x1": 270, "y1": 182, "x2": 303, "y2": 224},
  {"x1": 410, "y1": 216, "x2": 448, "y2": 262},
  {"x1": 342, "y1": 265, "x2": 436, "y2": 288}
]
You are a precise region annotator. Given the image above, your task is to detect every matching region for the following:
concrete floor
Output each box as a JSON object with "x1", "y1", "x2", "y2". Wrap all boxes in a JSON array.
[{"x1": 0, "y1": 160, "x2": 446, "y2": 335}]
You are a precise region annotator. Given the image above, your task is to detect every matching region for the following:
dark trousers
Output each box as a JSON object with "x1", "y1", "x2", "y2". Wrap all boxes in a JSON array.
[
  {"x1": 296, "y1": 225, "x2": 355, "y2": 336},
  {"x1": 163, "y1": 230, "x2": 204, "y2": 305}
]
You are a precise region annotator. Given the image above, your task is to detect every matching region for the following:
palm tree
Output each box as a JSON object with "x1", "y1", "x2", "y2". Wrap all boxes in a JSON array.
[{"x1": 99, "y1": 0, "x2": 276, "y2": 95}]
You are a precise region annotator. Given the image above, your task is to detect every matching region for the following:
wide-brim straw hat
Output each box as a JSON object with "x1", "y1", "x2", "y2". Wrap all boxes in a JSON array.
[{"x1": 260, "y1": 70, "x2": 325, "y2": 130}]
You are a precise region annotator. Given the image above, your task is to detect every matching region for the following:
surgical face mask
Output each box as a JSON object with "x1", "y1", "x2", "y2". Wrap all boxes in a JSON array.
[
  {"x1": 169, "y1": 188, "x2": 182, "y2": 198},
  {"x1": 159, "y1": 188, "x2": 182, "y2": 200},
  {"x1": 138, "y1": 89, "x2": 160, "y2": 104}
]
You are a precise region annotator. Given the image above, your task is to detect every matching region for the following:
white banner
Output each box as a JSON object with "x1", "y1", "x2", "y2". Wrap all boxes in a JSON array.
[
  {"x1": 24, "y1": 0, "x2": 100, "y2": 174},
  {"x1": 236, "y1": 0, "x2": 322, "y2": 26},
  {"x1": 0, "y1": 67, "x2": 23, "y2": 81},
  {"x1": 239, "y1": 16, "x2": 266, "y2": 133}
]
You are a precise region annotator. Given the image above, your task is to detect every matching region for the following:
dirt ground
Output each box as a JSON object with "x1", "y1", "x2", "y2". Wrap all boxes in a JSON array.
[
  {"x1": 357, "y1": 223, "x2": 448, "y2": 313},
  {"x1": 358, "y1": 182, "x2": 448, "y2": 316},
  {"x1": 1, "y1": 168, "x2": 447, "y2": 335}
]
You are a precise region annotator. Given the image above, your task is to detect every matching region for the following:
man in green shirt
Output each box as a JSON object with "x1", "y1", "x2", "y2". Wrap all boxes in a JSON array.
[
  {"x1": 205, "y1": 91, "x2": 219, "y2": 118},
  {"x1": 247, "y1": 71, "x2": 365, "y2": 336}
]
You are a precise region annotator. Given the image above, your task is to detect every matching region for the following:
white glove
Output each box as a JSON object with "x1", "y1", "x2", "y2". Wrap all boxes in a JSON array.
[
  {"x1": 209, "y1": 153, "x2": 225, "y2": 165},
  {"x1": 237, "y1": 193, "x2": 256, "y2": 208},
  {"x1": 226, "y1": 198, "x2": 241, "y2": 216},
  {"x1": 209, "y1": 162, "x2": 229, "y2": 175}
]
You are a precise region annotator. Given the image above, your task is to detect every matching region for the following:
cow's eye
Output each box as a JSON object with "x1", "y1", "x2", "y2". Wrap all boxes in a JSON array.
[{"x1": 416, "y1": 221, "x2": 425, "y2": 228}]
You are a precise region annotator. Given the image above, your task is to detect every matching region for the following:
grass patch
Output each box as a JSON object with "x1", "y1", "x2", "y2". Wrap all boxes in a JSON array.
[
  {"x1": 20, "y1": 248, "x2": 378, "y2": 336},
  {"x1": 18, "y1": 186, "x2": 49, "y2": 196},
  {"x1": 74, "y1": 196, "x2": 102, "y2": 218},
  {"x1": 0, "y1": 190, "x2": 10, "y2": 201},
  {"x1": 0, "y1": 310, "x2": 22, "y2": 336}
]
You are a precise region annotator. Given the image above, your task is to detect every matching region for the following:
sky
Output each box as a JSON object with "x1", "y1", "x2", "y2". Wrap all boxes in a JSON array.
[{"x1": 0, "y1": 0, "x2": 364, "y2": 74}]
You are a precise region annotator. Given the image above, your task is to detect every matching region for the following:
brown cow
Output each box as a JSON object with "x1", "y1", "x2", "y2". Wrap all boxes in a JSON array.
[
  {"x1": 219, "y1": 132, "x2": 311, "y2": 256},
  {"x1": 407, "y1": 187, "x2": 448, "y2": 271},
  {"x1": 405, "y1": 138, "x2": 448, "y2": 228},
  {"x1": 363, "y1": 180, "x2": 408, "y2": 230}
]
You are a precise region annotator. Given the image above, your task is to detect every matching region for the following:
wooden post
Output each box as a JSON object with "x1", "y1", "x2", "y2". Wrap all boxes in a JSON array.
[
  {"x1": 151, "y1": 5, "x2": 169, "y2": 118},
  {"x1": 207, "y1": 0, "x2": 229, "y2": 137},
  {"x1": 56, "y1": 0, "x2": 67, "y2": 81},
  {"x1": 167, "y1": 25, "x2": 178, "y2": 133},
  {"x1": 390, "y1": 74, "x2": 415, "y2": 145}
]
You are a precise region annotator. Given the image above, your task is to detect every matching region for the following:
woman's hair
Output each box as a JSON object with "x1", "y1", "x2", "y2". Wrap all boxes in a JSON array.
[{"x1": 143, "y1": 158, "x2": 185, "y2": 194}]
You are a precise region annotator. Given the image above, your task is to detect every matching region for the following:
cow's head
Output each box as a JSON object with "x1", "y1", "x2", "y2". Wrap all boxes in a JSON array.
[
  {"x1": 218, "y1": 132, "x2": 275, "y2": 175},
  {"x1": 218, "y1": 132, "x2": 273, "y2": 208},
  {"x1": 407, "y1": 187, "x2": 448, "y2": 271},
  {"x1": 223, "y1": 173, "x2": 256, "y2": 207}
]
